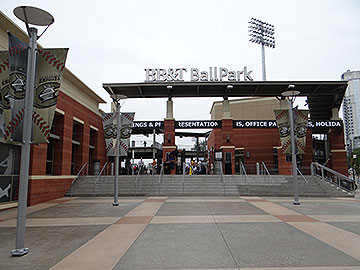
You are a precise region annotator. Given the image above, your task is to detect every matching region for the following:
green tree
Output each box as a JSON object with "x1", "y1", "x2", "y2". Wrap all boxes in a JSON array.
[{"x1": 351, "y1": 148, "x2": 360, "y2": 176}]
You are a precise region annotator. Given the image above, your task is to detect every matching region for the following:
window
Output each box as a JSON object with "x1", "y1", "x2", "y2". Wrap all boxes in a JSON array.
[{"x1": 46, "y1": 138, "x2": 54, "y2": 175}]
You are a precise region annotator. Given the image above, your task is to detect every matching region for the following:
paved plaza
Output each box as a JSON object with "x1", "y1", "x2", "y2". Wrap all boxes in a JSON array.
[{"x1": 0, "y1": 195, "x2": 360, "y2": 270}]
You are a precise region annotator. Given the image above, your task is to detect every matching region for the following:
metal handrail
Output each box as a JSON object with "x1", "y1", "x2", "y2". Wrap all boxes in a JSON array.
[
  {"x1": 182, "y1": 162, "x2": 186, "y2": 195},
  {"x1": 219, "y1": 162, "x2": 226, "y2": 196},
  {"x1": 93, "y1": 162, "x2": 108, "y2": 197},
  {"x1": 157, "y1": 163, "x2": 164, "y2": 196},
  {"x1": 311, "y1": 162, "x2": 356, "y2": 194},
  {"x1": 240, "y1": 162, "x2": 250, "y2": 196},
  {"x1": 261, "y1": 162, "x2": 275, "y2": 197},
  {"x1": 134, "y1": 165, "x2": 142, "y2": 196},
  {"x1": 296, "y1": 167, "x2": 309, "y2": 198},
  {"x1": 70, "y1": 162, "x2": 88, "y2": 197}
]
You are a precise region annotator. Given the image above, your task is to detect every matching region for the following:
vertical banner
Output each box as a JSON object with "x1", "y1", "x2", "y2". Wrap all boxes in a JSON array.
[
  {"x1": 32, "y1": 48, "x2": 68, "y2": 143},
  {"x1": 0, "y1": 52, "x2": 10, "y2": 139},
  {"x1": 102, "y1": 111, "x2": 134, "y2": 157},
  {"x1": 117, "y1": 112, "x2": 134, "y2": 156},
  {"x1": 274, "y1": 109, "x2": 309, "y2": 154},
  {"x1": 6, "y1": 32, "x2": 28, "y2": 142},
  {"x1": 295, "y1": 110, "x2": 309, "y2": 155},
  {"x1": 274, "y1": 109, "x2": 291, "y2": 154},
  {"x1": 102, "y1": 112, "x2": 115, "y2": 156}
]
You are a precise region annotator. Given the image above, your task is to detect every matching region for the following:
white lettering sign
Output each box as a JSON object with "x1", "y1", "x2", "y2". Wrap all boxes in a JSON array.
[{"x1": 145, "y1": 67, "x2": 253, "y2": 82}]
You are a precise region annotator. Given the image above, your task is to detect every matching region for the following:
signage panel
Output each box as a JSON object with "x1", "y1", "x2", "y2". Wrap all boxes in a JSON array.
[
  {"x1": 132, "y1": 121, "x2": 164, "y2": 129},
  {"x1": 145, "y1": 67, "x2": 253, "y2": 82},
  {"x1": 233, "y1": 120, "x2": 343, "y2": 129},
  {"x1": 175, "y1": 120, "x2": 222, "y2": 129}
]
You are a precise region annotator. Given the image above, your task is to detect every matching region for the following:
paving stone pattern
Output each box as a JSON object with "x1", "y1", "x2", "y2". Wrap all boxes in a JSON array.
[{"x1": 0, "y1": 196, "x2": 360, "y2": 270}]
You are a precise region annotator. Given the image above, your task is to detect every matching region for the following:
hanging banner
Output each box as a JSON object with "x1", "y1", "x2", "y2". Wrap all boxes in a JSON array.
[
  {"x1": 4, "y1": 32, "x2": 68, "y2": 143},
  {"x1": 102, "y1": 112, "x2": 115, "y2": 156},
  {"x1": 274, "y1": 109, "x2": 291, "y2": 154},
  {"x1": 32, "y1": 48, "x2": 68, "y2": 143},
  {"x1": 0, "y1": 51, "x2": 10, "y2": 140},
  {"x1": 102, "y1": 111, "x2": 135, "y2": 157},
  {"x1": 116, "y1": 112, "x2": 135, "y2": 156},
  {"x1": 274, "y1": 109, "x2": 309, "y2": 154},
  {"x1": 295, "y1": 109, "x2": 309, "y2": 154},
  {"x1": 5, "y1": 32, "x2": 28, "y2": 143}
]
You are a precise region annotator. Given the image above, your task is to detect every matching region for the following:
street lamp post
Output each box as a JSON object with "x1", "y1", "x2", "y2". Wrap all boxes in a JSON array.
[
  {"x1": 111, "y1": 94, "x2": 126, "y2": 206},
  {"x1": 282, "y1": 85, "x2": 301, "y2": 205},
  {"x1": 112, "y1": 97, "x2": 120, "y2": 206},
  {"x1": 248, "y1": 18, "x2": 275, "y2": 81},
  {"x1": 11, "y1": 6, "x2": 54, "y2": 256}
]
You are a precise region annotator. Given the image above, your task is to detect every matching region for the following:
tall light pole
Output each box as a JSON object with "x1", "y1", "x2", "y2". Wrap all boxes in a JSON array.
[
  {"x1": 282, "y1": 85, "x2": 301, "y2": 205},
  {"x1": 111, "y1": 94, "x2": 126, "y2": 206},
  {"x1": 11, "y1": 6, "x2": 54, "y2": 256},
  {"x1": 248, "y1": 18, "x2": 275, "y2": 81}
]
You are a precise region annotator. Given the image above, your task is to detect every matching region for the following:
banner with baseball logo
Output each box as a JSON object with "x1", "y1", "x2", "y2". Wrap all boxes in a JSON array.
[
  {"x1": 274, "y1": 109, "x2": 291, "y2": 154},
  {"x1": 5, "y1": 32, "x2": 28, "y2": 143},
  {"x1": 294, "y1": 109, "x2": 309, "y2": 155},
  {"x1": 32, "y1": 48, "x2": 68, "y2": 143},
  {"x1": 3, "y1": 32, "x2": 68, "y2": 143},
  {"x1": 102, "y1": 112, "x2": 135, "y2": 157},
  {"x1": 274, "y1": 108, "x2": 309, "y2": 155},
  {"x1": 117, "y1": 112, "x2": 134, "y2": 156},
  {"x1": 102, "y1": 112, "x2": 115, "y2": 156},
  {"x1": 0, "y1": 51, "x2": 10, "y2": 139}
]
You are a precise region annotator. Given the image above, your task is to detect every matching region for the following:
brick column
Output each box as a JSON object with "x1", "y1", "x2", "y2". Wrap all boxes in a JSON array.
[
  {"x1": 278, "y1": 150, "x2": 291, "y2": 175},
  {"x1": 163, "y1": 119, "x2": 176, "y2": 175},
  {"x1": 29, "y1": 144, "x2": 47, "y2": 175},
  {"x1": 329, "y1": 128, "x2": 348, "y2": 175},
  {"x1": 221, "y1": 119, "x2": 235, "y2": 174}
]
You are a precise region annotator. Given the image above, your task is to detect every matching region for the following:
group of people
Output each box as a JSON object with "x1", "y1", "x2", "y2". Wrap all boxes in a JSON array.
[{"x1": 132, "y1": 158, "x2": 157, "y2": 175}]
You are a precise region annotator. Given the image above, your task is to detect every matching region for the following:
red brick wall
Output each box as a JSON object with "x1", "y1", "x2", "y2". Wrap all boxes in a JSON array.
[
  {"x1": 208, "y1": 126, "x2": 315, "y2": 175},
  {"x1": 28, "y1": 178, "x2": 73, "y2": 206},
  {"x1": 27, "y1": 91, "x2": 107, "y2": 205},
  {"x1": 328, "y1": 128, "x2": 348, "y2": 175},
  {"x1": 163, "y1": 119, "x2": 176, "y2": 174}
]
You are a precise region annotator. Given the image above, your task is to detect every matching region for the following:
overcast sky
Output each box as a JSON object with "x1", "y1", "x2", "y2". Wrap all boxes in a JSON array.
[{"x1": 1, "y1": 0, "x2": 360, "y2": 149}]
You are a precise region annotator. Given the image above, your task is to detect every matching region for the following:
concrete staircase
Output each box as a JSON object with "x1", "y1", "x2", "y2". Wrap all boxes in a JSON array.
[{"x1": 66, "y1": 174, "x2": 354, "y2": 197}]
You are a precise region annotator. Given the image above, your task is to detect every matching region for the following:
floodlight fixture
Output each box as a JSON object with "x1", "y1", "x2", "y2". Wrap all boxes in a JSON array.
[{"x1": 248, "y1": 17, "x2": 275, "y2": 81}]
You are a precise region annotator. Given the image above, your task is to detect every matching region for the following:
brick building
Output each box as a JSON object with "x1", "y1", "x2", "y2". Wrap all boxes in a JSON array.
[
  {"x1": 104, "y1": 82, "x2": 348, "y2": 177},
  {"x1": 0, "y1": 11, "x2": 107, "y2": 206}
]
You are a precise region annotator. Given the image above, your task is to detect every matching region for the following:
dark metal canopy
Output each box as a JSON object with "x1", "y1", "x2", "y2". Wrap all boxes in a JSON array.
[{"x1": 103, "y1": 81, "x2": 347, "y2": 120}]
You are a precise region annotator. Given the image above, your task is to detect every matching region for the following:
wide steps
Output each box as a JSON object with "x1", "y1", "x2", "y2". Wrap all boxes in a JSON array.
[{"x1": 66, "y1": 174, "x2": 354, "y2": 197}]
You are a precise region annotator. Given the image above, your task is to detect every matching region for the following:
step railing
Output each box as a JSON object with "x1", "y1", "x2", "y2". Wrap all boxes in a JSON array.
[
  {"x1": 182, "y1": 162, "x2": 186, "y2": 195},
  {"x1": 261, "y1": 162, "x2": 275, "y2": 197},
  {"x1": 311, "y1": 162, "x2": 356, "y2": 195},
  {"x1": 157, "y1": 163, "x2": 164, "y2": 196},
  {"x1": 296, "y1": 167, "x2": 309, "y2": 198},
  {"x1": 70, "y1": 162, "x2": 88, "y2": 197},
  {"x1": 219, "y1": 162, "x2": 226, "y2": 195},
  {"x1": 134, "y1": 165, "x2": 143, "y2": 196},
  {"x1": 240, "y1": 162, "x2": 250, "y2": 196},
  {"x1": 93, "y1": 162, "x2": 108, "y2": 196}
]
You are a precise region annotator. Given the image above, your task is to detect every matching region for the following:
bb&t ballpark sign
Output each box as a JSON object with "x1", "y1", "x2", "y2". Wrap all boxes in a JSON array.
[{"x1": 145, "y1": 67, "x2": 253, "y2": 82}]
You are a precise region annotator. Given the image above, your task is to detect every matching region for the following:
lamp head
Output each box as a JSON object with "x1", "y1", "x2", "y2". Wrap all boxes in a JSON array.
[{"x1": 14, "y1": 6, "x2": 54, "y2": 26}]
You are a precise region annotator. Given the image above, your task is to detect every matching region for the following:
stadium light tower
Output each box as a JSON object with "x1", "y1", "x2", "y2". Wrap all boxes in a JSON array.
[{"x1": 248, "y1": 18, "x2": 275, "y2": 81}]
